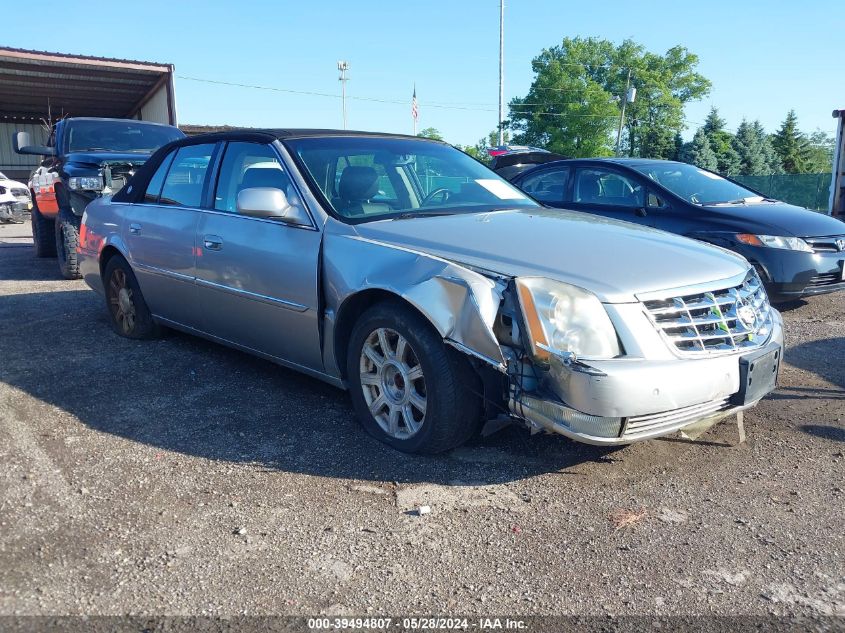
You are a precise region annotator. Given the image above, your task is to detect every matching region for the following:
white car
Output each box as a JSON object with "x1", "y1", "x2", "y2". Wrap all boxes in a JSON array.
[{"x1": 0, "y1": 171, "x2": 31, "y2": 223}]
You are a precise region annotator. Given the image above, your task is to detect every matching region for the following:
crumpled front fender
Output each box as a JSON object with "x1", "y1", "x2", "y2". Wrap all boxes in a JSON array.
[{"x1": 323, "y1": 229, "x2": 506, "y2": 378}]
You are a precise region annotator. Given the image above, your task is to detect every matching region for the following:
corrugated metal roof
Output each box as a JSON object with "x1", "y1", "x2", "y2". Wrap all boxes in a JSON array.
[
  {"x1": 0, "y1": 47, "x2": 174, "y2": 121},
  {"x1": 0, "y1": 47, "x2": 172, "y2": 70}
]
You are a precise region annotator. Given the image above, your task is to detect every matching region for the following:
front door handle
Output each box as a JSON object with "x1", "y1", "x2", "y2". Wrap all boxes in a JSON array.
[
  {"x1": 203, "y1": 235, "x2": 223, "y2": 251},
  {"x1": 129, "y1": 223, "x2": 141, "y2": 235}
]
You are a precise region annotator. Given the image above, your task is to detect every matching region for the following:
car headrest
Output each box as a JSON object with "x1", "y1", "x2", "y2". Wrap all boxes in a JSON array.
[
  {"x1": 241, "y1": 167, "x2": 291, "y2": 191},
  {"x1": 338, "y1": 166, "x2": 379, "y2": 201}
]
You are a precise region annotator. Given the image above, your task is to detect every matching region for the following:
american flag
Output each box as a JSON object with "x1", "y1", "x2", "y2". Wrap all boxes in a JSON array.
[{"x1": 411, "y1": 86, "x2": 419, "y2": 121}]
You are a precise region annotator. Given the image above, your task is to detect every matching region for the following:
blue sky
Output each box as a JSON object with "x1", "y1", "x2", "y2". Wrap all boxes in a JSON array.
[{"x1": 3, "y1": 0, "x2": 840, "y2": 146}]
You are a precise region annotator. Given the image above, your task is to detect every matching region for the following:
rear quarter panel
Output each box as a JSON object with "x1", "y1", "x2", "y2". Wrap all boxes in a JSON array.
[{"x1": 79, "y1": 197, "x2": 129, "y2": 295}]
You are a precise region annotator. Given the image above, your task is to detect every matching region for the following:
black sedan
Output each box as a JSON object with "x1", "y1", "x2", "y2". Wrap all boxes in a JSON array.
[{"x1": 508, "y1": 158, "x2": 845, "y2": 303}]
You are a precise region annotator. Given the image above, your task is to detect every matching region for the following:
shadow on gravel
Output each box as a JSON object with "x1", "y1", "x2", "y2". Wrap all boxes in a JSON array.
[
  {"x1": 773, "y1": 299, "x2": 808, "y2": 313},
  {"x1": 784, "y1": 338, "x2": 845, "y2": 389},
  {"x1": 799, "y1": 425, "x2": 845, "y2": 442},
  {"x1": 0, "y1": 289, "x2": 614, "y2": 485}
]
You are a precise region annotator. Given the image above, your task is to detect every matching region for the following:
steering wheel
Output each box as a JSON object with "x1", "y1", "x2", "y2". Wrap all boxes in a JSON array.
[{"x1": 420, "y1": 187, "x2": 452, "y2": 206}]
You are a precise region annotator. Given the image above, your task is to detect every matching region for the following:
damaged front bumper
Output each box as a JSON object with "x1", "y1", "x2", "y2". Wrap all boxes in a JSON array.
[{"x1": 509, "y1": 315, "x2": 784, "y2": 445}]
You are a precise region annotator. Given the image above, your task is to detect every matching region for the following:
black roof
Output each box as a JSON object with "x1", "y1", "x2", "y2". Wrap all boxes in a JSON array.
[
  {"x1": 170, "y1": 128, "x2": 432, "y2": 147},
  {"x1": 547, "y1": 157, "x2": 685, "y2": 168}
]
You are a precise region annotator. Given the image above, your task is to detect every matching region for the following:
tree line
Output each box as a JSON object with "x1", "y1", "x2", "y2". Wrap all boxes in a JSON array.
[{"x1": 419, "y1": 37, "x2": 834, "y2": 177}]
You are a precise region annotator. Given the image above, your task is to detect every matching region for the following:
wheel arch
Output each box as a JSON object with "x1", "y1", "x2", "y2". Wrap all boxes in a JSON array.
[
  {"x1": 99, "y1": 243, "x2": 128, "y2": 279},
  {"x1": 332, "y1": 288, "x2": 439, "y2": 381}
]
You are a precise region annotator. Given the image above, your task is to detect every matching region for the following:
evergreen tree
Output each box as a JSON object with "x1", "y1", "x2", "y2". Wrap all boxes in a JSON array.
[
  {"x1": 732, "y1": 119, "x2": 781, "y2": 176},
  {"x1": 701, "y1": 107, "x2": 740, "y2": 174},
  {"x1": 680, "y1": 129, "x2": 718, "y2": 170},
  {"x1": 772, "y1": 110, "x2": 809, "y2": 173}
]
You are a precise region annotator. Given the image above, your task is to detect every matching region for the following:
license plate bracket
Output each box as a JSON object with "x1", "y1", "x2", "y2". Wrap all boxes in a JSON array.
[{"x1": 731, "y1": 345, "x2": 781, "y2": 406}]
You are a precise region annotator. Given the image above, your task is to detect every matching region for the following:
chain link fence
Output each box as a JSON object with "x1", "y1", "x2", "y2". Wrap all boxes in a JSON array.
[{"x1": 731, "y1": 173, "x2": 832, "y2": 211}]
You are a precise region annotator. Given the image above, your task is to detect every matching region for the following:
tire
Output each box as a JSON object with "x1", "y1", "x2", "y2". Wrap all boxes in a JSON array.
[
  {"x1": 103, "y1": 255, "x2": 160, "y2": 340},
  {"x1": 55, "y1": 210, "x2": 81, "y2": 279},
  {"x1": 346, "y1": 300, "x2": 482, "y2": 454},
  {"x1": 31, "y1": 205, "x2": 57, "y2": 258}
]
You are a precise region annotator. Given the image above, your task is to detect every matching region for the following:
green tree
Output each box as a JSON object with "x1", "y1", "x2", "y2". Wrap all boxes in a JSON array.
[
  {"x1": 732, "y1": 119, "x2": 782, "y2": 176},
  {"x1": 772, "y1": 110, "x2": 809, "y2": 173},
  {"x1": 803, "y1": 130, "x2": 835, "y2": 173},
  {"x1": 508, "y1": 37, "x2": 710, "y2": 158},
  {"x1": 417, "y1": 127, "x2": 444, "y2": 141},
  {"x1": 680, "y1": 128, "x2": 718, "y2": 170},
  {"x1": 701, "y1": 107, "x2": 740, "y2": 174}
]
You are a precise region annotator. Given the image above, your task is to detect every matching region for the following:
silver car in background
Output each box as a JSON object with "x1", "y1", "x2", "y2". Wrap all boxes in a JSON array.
[{"x1": 78, "y1": 130, "x2": 783, "y2": 453}]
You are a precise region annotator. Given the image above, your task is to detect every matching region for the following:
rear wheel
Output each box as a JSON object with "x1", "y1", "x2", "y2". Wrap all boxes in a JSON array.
[
  {"x1": 31, "y1": 205, "x2": 57, "y2": 258},
  {"x1": 103, "y1": 255, "x2": 159, "y2": 339},
  {"x1": 347, "y1": 301, "x2": 482, "y2": 454},
  {"x1": 55, "y1": 210, "x2": 81, "y2": 279}
]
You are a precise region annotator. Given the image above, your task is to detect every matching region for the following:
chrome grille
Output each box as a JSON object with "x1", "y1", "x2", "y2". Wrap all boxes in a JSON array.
[
  {"x1": 643, "y1": 271, "x2": 773, "y2": 355},
  {"x1": 622, "y1": 398, "x2": 733, "y2": 440},
  {"x1": 804, "y1": 235, "x2": 845, "y2": 253}
]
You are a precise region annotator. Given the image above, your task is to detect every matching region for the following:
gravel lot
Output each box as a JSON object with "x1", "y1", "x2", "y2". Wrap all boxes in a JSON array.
[{"x1": 1, "y1": 219, "x2": 843, "y2": 619}]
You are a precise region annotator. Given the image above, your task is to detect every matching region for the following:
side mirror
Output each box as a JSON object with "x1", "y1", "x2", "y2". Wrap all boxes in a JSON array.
[
  {"x1": 13, "y1": 131, "x2": 55, "y2": 156},
  {"x1": 236, "y1": 187, "x2": 311, "y2": 226}
]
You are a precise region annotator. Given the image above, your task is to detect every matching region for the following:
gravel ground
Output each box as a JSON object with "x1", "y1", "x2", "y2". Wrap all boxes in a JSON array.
[{"x1": 0, "y1": 219, "x2": 843, "y2": 619}]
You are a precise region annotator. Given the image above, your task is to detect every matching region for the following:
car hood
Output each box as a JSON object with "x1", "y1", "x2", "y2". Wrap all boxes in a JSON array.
[
  {"x1": 0, "y1": 178, "x2": 28, "y2": 189},
  {"x1": 700, "y1": 201, "x2": 845, "y2": 237},
  {"x1": 353, "y1": 208, "x2": 750, "y2": 303},
  {"x1": 65, "y1": 151, "x2": 152, "y2": 167}
]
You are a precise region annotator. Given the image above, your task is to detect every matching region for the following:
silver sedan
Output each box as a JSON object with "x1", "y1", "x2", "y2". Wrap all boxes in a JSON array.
[{"x1": 79, "y1": 130, "x2": 783, "y2": 453}]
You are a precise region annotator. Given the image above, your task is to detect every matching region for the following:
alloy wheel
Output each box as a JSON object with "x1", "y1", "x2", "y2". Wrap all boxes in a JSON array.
[
  {"x1": 359, "y1": 327, "x2": 427, "y2": 439},
  {"x1": 108, "y1": 268, "x2": 137, "y2": 335}
]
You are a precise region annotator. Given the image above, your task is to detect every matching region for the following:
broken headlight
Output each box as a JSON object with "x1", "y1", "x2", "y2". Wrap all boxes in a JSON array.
[{"x1": 515, "y1": 277, "x2": 621, "y2": 363}]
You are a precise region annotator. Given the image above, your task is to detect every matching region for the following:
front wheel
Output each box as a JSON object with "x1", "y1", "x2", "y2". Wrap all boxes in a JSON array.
[
  {"x1": 55, "y1": 211, "x2": 81, "y2": 279},
  {"x1": 103, "y1": 256, "x2": 160, "y2": 339},
  {"x1": 347, "y1": 301, "x2": 482, "y2": 454},
  {"x1": 31, "y1": 205, "x2": 57, "y2": 258}
]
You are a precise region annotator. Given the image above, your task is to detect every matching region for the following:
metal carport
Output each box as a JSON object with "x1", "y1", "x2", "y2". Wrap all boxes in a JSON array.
[{"x1": 0, "y1": 47, "x2": 177, "y2": 180}]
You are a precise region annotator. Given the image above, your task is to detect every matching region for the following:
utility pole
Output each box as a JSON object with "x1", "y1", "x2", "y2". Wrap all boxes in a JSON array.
[
  {"x1": 498, "y1": 0, "x2": 505, "y2": 146},
  {"x1": 337, "y1": 61, "x2": 350, "y2": 130},
  {"x1": 615, "y1": 69, "x2": 633, "y2": 157}
]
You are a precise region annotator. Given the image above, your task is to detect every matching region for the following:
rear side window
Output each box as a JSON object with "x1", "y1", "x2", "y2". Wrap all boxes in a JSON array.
[
  {"x1": 159, "y1": 144, "x2": 215, "y2": 208},
  {"x1": 144, "y1": 151, "x2": 176, "y2": 203},
  {"x1": 520, "y1": 168, "x2": 569, "y2": 204}
]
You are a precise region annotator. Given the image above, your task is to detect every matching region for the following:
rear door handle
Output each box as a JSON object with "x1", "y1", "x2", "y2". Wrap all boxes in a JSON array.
[
  {"x1": 129, "y1": 223, "x2": 141, "y2": 235},
  {"x1": 203, "y1": 235, "x2": 223, "y2": 251}
]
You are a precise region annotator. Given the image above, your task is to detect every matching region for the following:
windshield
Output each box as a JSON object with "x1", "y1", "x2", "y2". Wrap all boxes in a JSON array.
[
  {"x1": 66, "y1": 120, "x2": 184, "y2": 154},
  {"x1": 0, "y1": 171, "x2": 7, "y2": 180},
  {"x1": 286, "y1": 136, "x2": 538, "y2": 221},
  {"x1": 630, "y1": 162, "x2": 763, "y2": 206}
]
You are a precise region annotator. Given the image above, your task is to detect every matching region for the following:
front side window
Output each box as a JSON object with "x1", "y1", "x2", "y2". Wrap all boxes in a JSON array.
[
  {"x1": 159, "y1": 144, "x2": 215, "y2": 208},
  {"x1": 286, "y1": 137, "x2": 537, "y2": 221},
  {"x1": 520, "y1": 168, "x2": 570, "y2": 203},
  {"x1": 631, "y1": 162, "x2": 762, "y2": 206},
  {"x1": 214, "y1": 142, "x2": 290, "y2": 213},
  {"x1": 573, "y1": 168, "x2": 644, "y2": 208}
]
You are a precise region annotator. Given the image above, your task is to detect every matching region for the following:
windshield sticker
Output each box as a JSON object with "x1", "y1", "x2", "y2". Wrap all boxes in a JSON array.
[
  {"x1": 475, "y1": 179, "x2": 527, "y2": 200},
  {"x1": 696, "y1": 169, "x2": 722, "y2": 180}
]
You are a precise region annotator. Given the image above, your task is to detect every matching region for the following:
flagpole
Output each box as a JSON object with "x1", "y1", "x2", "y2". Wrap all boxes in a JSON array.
[{"x1": 412, "y1": 83, "x2": 418, "y2": 136}]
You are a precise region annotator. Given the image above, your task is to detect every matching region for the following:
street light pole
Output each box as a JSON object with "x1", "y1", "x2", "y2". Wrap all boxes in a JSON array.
[
  {"x1": 337, "y1": 61, "x2": 350, "y2": 130},
  {"x1": 498, "y1": 0, "x2": 505, "y2": 146},
  {"x1": 615, "y1": 69, "x2": 632, "y2": 156}
]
